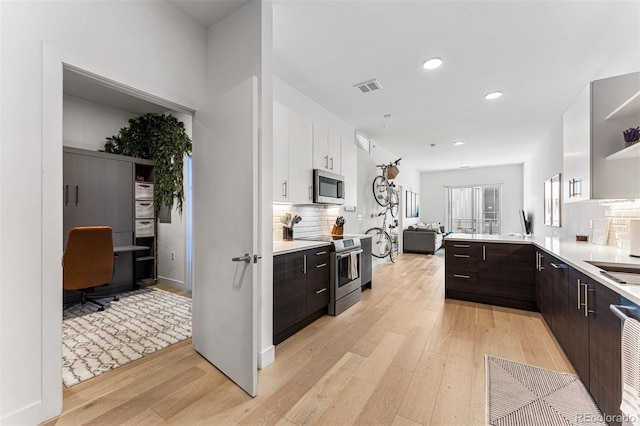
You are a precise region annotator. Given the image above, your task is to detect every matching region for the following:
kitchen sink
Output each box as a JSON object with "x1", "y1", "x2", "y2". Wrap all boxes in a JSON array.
[{"x1": 585, "y1": 260, "x2": 640, "y2": 285}]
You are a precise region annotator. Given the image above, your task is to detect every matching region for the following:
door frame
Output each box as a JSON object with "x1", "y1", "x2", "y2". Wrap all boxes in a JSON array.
[{"x1": 42, "y1": 44, "x2": 198, "y2": 418}]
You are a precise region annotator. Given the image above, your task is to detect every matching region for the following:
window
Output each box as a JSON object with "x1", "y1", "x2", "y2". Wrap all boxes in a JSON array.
[{"x1": 447, "y1": 184, "x2": 502, "y2": 234}]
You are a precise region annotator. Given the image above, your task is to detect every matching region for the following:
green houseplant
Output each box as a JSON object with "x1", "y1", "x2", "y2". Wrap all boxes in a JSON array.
[{"x1": 104, "y1": 113, "x2": 192, "y2": 214}]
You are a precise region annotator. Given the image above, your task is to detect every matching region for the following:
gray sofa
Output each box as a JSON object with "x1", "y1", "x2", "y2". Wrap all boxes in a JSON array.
[{"x1": 403, "y1": 224, "x2": 444, "y2": 254}]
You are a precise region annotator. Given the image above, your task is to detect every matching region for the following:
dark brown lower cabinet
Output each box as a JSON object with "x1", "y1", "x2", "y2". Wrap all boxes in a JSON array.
[
  {"x1": 545, "y1": 265, "x2": 622, "y2": 426},
  {"x1": 445, "y1": 241, "x2": 536, "y2": 311},
  {"x1": 273, "y1": 245, "x2": 331, "y2": 345}
]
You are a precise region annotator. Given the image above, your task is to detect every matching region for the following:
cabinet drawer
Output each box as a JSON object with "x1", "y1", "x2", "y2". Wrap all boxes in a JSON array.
[
  {"x1": 135, "y1": 182, "x2": 154, "y2": 200},
  {"x1": 307, "y1": 286, "x2": 329, "y2": 313},
  {"x1": 445, "y1": 252, "x2": 478, "y2": 272},
  {"x1": 135, "y1": 219, "x2": 155, "y2": 238},
  {"x1": 135, "y1": 201, "x2": 154, "y2": 218},
  {"x1": 307, "y1": 246, "x2": 331, "y2": 268},
  {"x1": 445, "y1": 271, "x2": 479, "y2": 292}
]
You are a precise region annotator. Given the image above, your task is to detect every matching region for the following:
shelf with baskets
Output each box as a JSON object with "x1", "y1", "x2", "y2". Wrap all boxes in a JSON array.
[{"x1": 134, "y1": 163, "x2": 157, "y2": 287}]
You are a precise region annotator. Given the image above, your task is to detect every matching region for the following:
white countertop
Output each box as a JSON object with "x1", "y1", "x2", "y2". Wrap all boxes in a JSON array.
[
  {"x1": 445, "y1": 233, "x2": 640, "y2": 305},
  {"x1": 273, "y1": 233, "x2": 371, "y2": 256}
]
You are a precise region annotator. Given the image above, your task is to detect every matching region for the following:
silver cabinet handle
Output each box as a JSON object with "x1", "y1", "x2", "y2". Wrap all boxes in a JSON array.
[
  {"x1": 482, "y1": 245, "x2": 486, "y2": 261},
  {"x1": 550, "y1": 262, "x2": 567, "y2": 269},
  {"x1": 584, "y1": 283, "x2": 589, "y2": 317},
  {"x1": 577, "y1": 279, "x2": 582, "y2": 310},
  {"x1": 309, "y1": 185, "x2": 312, "y2": 200},
  {"x1": 65, "y1": 185, "x2": 69, "y2": 206},
  {"x1": 75, "y1": 185, "x2": 79, "y2": 206},
  {"x1": 316, "y1": 251, "x2": 327, "y2": 255},
  {"x1": 535, "y1": 252, "x2": 539, "y2": 271},
  {"x1": 316, "y1": 288, "x2": 327, "y2": 294},
  {"x1": 539, "y1": 254, "x2": 544, "y2": 270},
  {"x1": 282, "y1": 181, "x2": 288, "y2": 198},
  {"x1": 303, "y1": 254, "x2": 307, "y2": 274},
  {"x1": 232, "y1": 253, "x2": 251, "y2": 263},
  {"x1": 454, "y1": 254, "x2": 470, "y2": 258},
  {"x1": 454, "y1": 274, "x2": 470, "y2": 279},
  {"x1": 325, "y1": 155, "x2": 329, "y2": 168},
  {"x1": 569, "y1": 179, "x2": 574, "y2": 197},
  {"x1": 330, "y1": 157, "x2": 334, "y2": 170},
  {"x1": 454, "y1": 244, "x2": 470, "y2": 248},
  {"x1": 316, "y1": 263, "x2": 327, "y2": 268}
]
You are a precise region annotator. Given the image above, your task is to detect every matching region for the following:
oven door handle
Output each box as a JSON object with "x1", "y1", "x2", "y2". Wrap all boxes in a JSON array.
[{"x1": 336, "y1": 249, "x2": 363, "y2": 259}]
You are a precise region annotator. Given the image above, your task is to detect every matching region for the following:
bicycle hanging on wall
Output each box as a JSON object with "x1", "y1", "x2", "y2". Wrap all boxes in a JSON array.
[{"x1": 366, "y1": 159, "x2": 401, "y2": 261}]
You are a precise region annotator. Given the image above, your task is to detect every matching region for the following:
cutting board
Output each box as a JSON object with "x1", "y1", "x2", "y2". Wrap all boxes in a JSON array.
[{"x1": 591, "y1": 218, "x2": 610, "y2": 245}]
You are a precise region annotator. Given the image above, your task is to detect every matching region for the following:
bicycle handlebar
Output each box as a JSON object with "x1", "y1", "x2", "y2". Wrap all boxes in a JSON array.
[{"x1": 375, "y1": 158, "x2": 401, "y2": 169}]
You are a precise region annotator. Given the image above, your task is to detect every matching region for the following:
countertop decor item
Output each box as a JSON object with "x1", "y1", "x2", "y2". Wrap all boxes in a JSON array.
[
  {"x1": 624, "y1": 127, "x2": 640, "y2": 148},
  {"x1": 576, "y1": 234, "x2": 588, "y2": 242},
  {"x1": 103, "y1": 113, "x2": 192, "y2": 214}
]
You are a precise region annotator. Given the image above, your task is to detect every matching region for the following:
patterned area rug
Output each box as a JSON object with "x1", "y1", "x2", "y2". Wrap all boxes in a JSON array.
[
  {"x1": 62, "y1": 288, "x2": 192, "y2": 387},
  {"x1": 486, "y1": 355, "x2": 606, "y2": 426}
]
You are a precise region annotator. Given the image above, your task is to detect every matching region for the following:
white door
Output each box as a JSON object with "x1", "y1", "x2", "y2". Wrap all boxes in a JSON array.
[{"x1": 192, "y1": 77, "x2": 259, "y2": 396}]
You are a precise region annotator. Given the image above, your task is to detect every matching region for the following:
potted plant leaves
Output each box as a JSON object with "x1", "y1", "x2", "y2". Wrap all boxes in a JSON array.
[
  {"x1": 103, "y1": 113, "x2": 192, "y2": 214},
  {"x1": 623, "y1": 127, "x2": 640, "y2": 148}
]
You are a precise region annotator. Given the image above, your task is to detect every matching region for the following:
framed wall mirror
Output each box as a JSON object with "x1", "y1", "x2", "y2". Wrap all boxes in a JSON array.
[{"x1": 544, "y1": 173, "x2": 561, "y2": 227}]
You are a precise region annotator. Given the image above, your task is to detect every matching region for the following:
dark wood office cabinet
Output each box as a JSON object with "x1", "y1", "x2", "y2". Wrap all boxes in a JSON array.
[
  {"x1": 361, "y1": 236, "x2": 372, "y2": 289},
  {"x1": 567, "y1": 268, "x2": 590, "y2": 387},
  {"x1": 445, "y1": 240, "x2": 535, "y2": 311},
  {"x1": 273, "y1": 245, "x2": 332, "y2": 345}
]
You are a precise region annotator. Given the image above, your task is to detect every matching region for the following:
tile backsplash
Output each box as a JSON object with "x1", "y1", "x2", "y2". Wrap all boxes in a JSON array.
[
  {"x1": 604, "y1": 201, "x2": 640, "y2": 250},
  {"x1": 273, "y1": 204, "x2": 342, "y2": 241}
]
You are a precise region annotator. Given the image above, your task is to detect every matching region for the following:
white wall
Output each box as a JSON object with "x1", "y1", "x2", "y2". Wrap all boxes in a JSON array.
[
  {"x1": 523, "y1": 21, "x2": 640, "y2": 240},
  {"x1": 63, "y1": 95, "x2": 137, "y2": 150},
  {"x1": 421, "y1": 164, "x2": 524, "y2": 235},
  {"x1": 0, "y1": 2, "x2": 206, "y2": 423}
]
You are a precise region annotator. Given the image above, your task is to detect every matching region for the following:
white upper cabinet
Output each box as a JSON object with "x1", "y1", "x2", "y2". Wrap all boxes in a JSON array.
[
  {"x1": 273, "y1": 102, "x2": 289, "y2": 203},
  {"x1": 313, "y1": 123, "x2": 342, "y2": 175},
  {"x1": 563, "y1": 72, "x2": 640, "y2": 202},
  {"x1": 563, "y1": 85, "x2": 591, "y2": 203},
  {"x1": 341, "y1": 134, "x2": 357, "y2": 207},
  {"x1": 273, "y1": 102, "x2": 313, "y2": 204},
  {"x1": 287, "y1": 109, "x2": 313, "y2": 203}
]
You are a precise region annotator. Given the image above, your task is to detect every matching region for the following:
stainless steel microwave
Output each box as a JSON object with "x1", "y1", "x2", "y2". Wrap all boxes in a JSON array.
[{"x1": 313, "y1": 169, "x2": 345, "y2": 205}]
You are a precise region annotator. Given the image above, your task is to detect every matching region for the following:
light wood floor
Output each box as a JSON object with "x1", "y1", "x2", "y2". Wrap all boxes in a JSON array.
[{"x1": 46, "y1": 253, "x2": 574, "y2": 425}]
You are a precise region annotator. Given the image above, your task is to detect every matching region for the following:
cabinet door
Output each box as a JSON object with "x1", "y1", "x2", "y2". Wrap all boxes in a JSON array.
[
  {"x1": 327, "y1": 131, "x2": 341, "y2": 174},
  {"x1": 361, "y1": 237, "x2": 372, "y2": 288},
  {"x1": 341, "y1": 136, "x2": 357, "y2": 207},
  {"x1": 288, "y1": 109, "x2": 313, "y2": 204},
  {"x1": 273, "y1": 251, "x2": 308, "y2": 342},
  {"x1": 104, "y1": 159, "x2": 133, "y2": 236},
  {"x1": 547, "y1": 255, "x2": 570, "y2": 353},
  {"x1": 273, "y1": 102, "x2": 289, "y2": 202},
  {"x1": 563, "y1": 84, "x2": 591, "y2": 203},
  {"x1": 567, "y1": 269, "x2": 590, "y2": 387},
  {"x1": 313, "y1": 123, "x2": 329, "y2": 170},
  {"x1": 478, "y1": 243, "x2": 534, "y2": 302},
  {"x1": 588, "y1": 281, "x2": 622, "y2": 424}
]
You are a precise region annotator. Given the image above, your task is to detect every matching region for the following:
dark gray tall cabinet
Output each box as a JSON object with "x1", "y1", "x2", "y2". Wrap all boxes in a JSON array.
[{"x1": 63, "y1": 147, "x2": 156, "y2": 298}]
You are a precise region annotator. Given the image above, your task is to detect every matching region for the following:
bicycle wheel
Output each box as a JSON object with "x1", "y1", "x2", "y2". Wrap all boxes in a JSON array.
[
  {"x1": 366, "y1": 227, "x2": 392, "y2": 258},
  {"x1": 372, "y1": 176, "x2": 391, "y2": 206},
  {"x1": 389, "y1": 189, "x2": 399, "y2": 217},
  {"x1": 389, "y1": 240, "x2": 398, "y2": 262}
]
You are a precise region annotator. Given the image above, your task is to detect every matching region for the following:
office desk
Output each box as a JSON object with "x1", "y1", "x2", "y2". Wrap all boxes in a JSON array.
[{"x1": 114, "y1": 245, "x2": 149, "y2": 253}]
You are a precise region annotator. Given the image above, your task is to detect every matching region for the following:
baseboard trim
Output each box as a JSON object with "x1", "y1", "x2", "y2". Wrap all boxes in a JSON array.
[
  {"x1": 258, "y1": 345, "x2": 275, "y2": 369},
  {"x1": 157, "y1": 276, "x2": 187, "y2": 292}
]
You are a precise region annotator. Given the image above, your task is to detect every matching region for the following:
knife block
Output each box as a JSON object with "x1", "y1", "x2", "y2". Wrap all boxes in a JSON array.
[
  {"x1": 283, "y1": 226, "x2": 293, "y2": 241},
  {"x1": 331, "y1": 225, "x2": 343, "y2": 235}
]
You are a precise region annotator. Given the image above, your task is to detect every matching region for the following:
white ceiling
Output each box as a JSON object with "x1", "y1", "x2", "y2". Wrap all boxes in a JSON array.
[
  {"x1": 272, "y1": 1, "x2": 640, "y2": 172},
  {"x1": 170, "y1": 0, "x2": 250, "y2": 28}
]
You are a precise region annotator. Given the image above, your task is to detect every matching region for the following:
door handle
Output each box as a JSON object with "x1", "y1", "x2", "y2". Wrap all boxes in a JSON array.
[
  {"x1": 65, "y1": 185, "x2": 69, "y2": 206},
  {"x1": 75, "y1": 185, "x2": 79, "y2": 206},
  {"x1": 232, "y1": 253, "x2": 251, "y2": 263}
]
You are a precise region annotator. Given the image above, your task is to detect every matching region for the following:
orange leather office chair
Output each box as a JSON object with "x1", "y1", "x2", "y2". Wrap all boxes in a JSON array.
[{"x1": 63, "y1": 226, "x2": 116, "y2": 311}]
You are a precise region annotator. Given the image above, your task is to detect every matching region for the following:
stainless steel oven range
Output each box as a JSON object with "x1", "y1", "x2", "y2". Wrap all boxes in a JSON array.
[{"x1": 295, "y1": 235, "x2": 363, "y2": 316}]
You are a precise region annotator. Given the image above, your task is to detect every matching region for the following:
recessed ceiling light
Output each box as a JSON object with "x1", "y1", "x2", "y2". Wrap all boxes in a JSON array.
[
  {"x1": 485, "y1": 91, "x2": 503, "y2": 100},
  {"x1": 453, "y1": 141, "x2": 465, "y2": 146},
  {"x1": 384, "y1": 114, "x2": 392, "y2": 119},
  {"x1": 460, "y1": 163, "x2": 470, "y2": 168},
  {"x1": 422, "y1": 57, "x2": 443, "y2": 70},
  {"x1": 429, "y1": 143, "x2": 437, "y2": 147}
]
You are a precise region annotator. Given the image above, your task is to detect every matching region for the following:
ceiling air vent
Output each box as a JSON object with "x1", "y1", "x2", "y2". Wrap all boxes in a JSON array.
[{"x1": 354, "y1": 79, "x2": 382, "y2": 93}]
